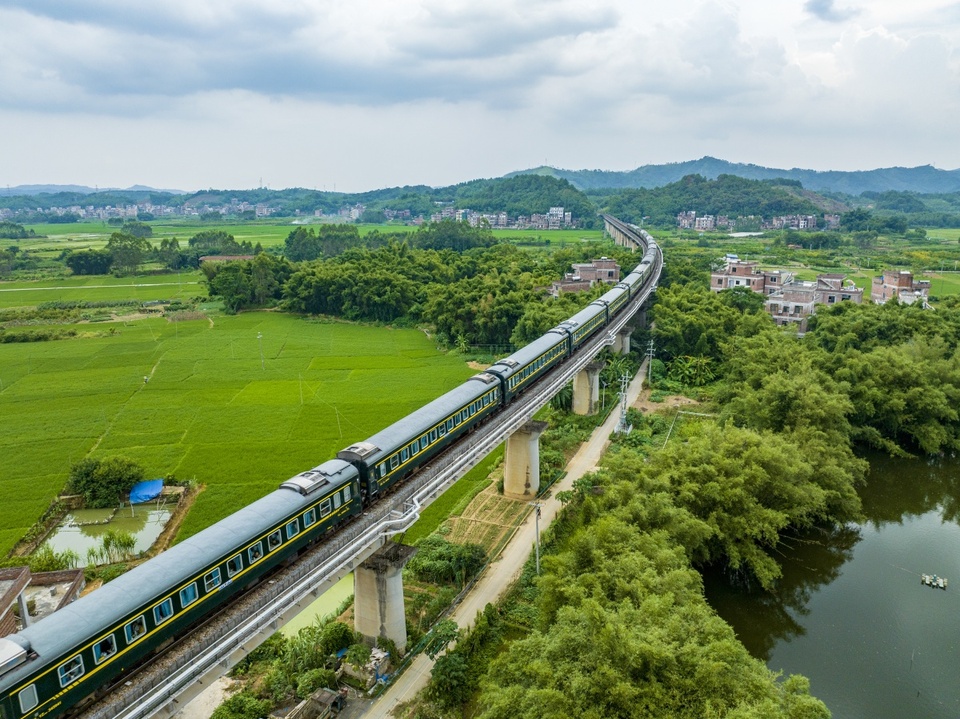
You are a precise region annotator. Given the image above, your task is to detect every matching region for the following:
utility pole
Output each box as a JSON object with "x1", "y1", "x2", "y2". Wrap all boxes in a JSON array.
[
  {"x1": 615, "y1": 373, "x2": 632, "y2": 435},
  {"x1": 257, "y1": 332, "x2": 264, "y2": 370},
  {"x1": 646, "y1": 339, "x2": 655, "y2": 386},
  {"x1": 529, "y1": 502, "x2": 541, "y2": 574}
]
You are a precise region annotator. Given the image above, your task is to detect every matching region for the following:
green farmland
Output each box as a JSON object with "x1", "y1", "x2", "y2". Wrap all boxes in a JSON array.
[
  {"x1": 0, "y1": 312, "x2": 476, "y2": 556},
  {"x1": 0, "y1": 271, "x2": 205, "y2": 309}
]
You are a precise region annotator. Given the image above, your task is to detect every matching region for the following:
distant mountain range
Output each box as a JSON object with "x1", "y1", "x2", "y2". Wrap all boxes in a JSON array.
[
  {"x1": 0, "y1": 184, "x2": 187, "y2": 197},
  {"x1": 7, "y1": 158, "x2": 960, "y2": 200},
  {"x1": 509, "y1": 157, "x2": 960, "y2": 195}
]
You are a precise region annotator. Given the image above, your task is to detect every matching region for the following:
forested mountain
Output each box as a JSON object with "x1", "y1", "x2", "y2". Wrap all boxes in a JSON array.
[
  {"x1": 1, "y1": 176, "x2": 595, "y2": 222},
  {"x1": 601, "y1": 174, "x2": 827, "y2": 226},
  {"x1": 511, "y1": 157, "x2": 960, "y2": 195}
]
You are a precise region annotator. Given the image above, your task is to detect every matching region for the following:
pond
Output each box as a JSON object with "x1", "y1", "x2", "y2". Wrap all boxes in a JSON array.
[
  {"x1": 43, "y1": 503, "x2": 173, "y2": 561},
  {"x1": 705, "y1": 454, "x2": 960, "y2": 718}
]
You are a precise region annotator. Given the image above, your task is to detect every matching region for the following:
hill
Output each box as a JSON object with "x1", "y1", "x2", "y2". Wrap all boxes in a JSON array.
[{"x1": 510, "y1": 157, "x2": 960, "y2": 195}]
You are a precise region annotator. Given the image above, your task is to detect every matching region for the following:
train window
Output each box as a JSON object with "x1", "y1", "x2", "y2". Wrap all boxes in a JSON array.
[
  {"x1": 58, "y1": 655, "x2": 84, "y2": 687},
  {"x1": 343, "y1": 485, "x2": 351, "y2": 501},
  {"x1": 154, "y1": 599, "x2": 174, "y2": 625},
  {"x1": 438, "y1": 424, "x2": 446, "y2": 437},
  {"x1": 446, "y1": 419, "x2": 454, "y2": 432},
  {"x1": 304, "y1": 508, "x2": 317, "y2": 527},
  {"x1": 248, "y1": 543, "x2": 264, "y2": 564},
  {"x1": 400, "y1": 448, "x2": 409, "y2": 462},
  {"x1": 320, "y1": 499, "x2": 332, "y2": 517},
  {"x1": 429, "y1": 429, "x2": 437, "y2": 443},
  {"x1": 125, "y1": 616, "x2": 147, "y2": 643},
  {"x1": 267, "y1": 530, "x2": 282, "y2": 552},
  {"x1": 333, "y1": 492, "x2": 341, "y2": 509},
  {"x1": 180, "y1": 583, "x2": 199, "y2": 608},
  {"x1": 390, "y1": 455, "x2": 400, "y2": 470},
  {"x1": 420, "y1": 437, "x2": 428, "y2": 451},
  {"x1": 377, "y1": 462, "x2": 386, "y2": 478},
  {"x1": 93, "y1": 634, "x2": 117, "y2": 664},
  {"x1": 18, "y1": 685, "x2": 38, "y2": 714},
  {"x1": 286, "y1": 520, "x2": 300, "y2": 540},
  {"x1": 226, "y1": 554, "x2": 243, "y2": 577}
]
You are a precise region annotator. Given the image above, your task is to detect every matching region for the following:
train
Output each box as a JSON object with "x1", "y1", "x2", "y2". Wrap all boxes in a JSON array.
[{"x1": 0, "y1": 226, "x2": 660, "y2": 719}]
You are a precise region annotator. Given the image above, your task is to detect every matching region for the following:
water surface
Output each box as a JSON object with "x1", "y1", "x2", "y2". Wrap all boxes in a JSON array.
[{"x1": 705, "y1": 455, "x2": 960, "y2": 719}]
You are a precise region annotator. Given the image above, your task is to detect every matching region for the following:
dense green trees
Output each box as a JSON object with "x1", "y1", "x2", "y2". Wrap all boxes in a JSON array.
[
  {"x1": 203, "y1": 254, "x2": 293, "y2": 313},
  {"x1": 66, "y1": 456, "x2": 145, "y2": 508},
  {"x1": 0, "y1": 221, "x2": 35, "y2": 239},
  {"x1": 284, "y1": 225, "x2": 362, "y2": 261},
  {"x1": 470, "y1": 480, "x2": 830, "y2": 718},
  {"x1": 65, "y1": 249, "x2": 113, "y2": 275},
  {"x1": 603, "y1": 174, "x2": 822, "y2": 227},
  {"x1": 106, "y1": 232, "x2": 150, "y2": 274}
]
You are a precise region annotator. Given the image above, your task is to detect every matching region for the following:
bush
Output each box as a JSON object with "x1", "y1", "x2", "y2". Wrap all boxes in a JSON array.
[
  {"x1": 296, "y1": 668, "x2": 337, "y2": 699},
  {"x1": 66, "y1": 457, "x2": 145, "y2": 509},
  {"x1": 210, "y1": 691, "x2": 271, "y2": 719},
  {"x1": 406, "y1": 536, "x2": 486, "y2": 586}
]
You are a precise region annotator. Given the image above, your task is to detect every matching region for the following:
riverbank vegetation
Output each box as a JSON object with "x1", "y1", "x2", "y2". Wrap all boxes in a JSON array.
[{"x1": 404, "y1": 241, "x2": 960, "y2": 718}]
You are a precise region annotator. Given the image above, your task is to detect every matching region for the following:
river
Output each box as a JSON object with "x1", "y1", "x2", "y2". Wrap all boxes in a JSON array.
[{"x1": 704, "y1": 454, "x2": 960, "y2": 719}]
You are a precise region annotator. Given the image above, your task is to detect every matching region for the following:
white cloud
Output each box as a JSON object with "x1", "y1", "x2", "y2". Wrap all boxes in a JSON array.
[{"x1": 2, "y1": 0, "x2": 960, "y2": 187}]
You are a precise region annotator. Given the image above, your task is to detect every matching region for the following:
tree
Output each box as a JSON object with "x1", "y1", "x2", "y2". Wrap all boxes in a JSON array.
[
  {"x1": 106, "y1": 232, "x2": 150, "y2": 275},
  {"x1": 425, "y1": 619, "x2": 461, "y2": 659},
  {"x1": 66, "y1": 456, "x2": 145, "y2": 508},
  {"x1": 121, "y1": 220, "x2": 153, "y2": 238},
  {"x1": 66, "y1": 249, "x2": 113, "y2": 275},
  {"x1": 719, "y1": 285, "x2": 766, "y2": 314}
]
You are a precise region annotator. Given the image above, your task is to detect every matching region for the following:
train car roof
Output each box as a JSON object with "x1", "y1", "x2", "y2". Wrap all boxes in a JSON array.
[
  {"x1": 339, "y1": 378, "x2": 493, "y2": 465},
  {"x1": 563, "y1": 300, "x2": 607, "y2": 328},
  {"x1": 486, "y1": 330, "x2": 568, "y2": 381},
  {"x1": 1, "y1": 487, "x2": 315, "y2": 687}
]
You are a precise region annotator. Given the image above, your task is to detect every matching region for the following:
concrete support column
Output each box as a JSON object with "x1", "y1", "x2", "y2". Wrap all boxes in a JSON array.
[
  {"x1": 634, "y1": 307, "x2": 647, "y2": 329},
  {"x1": 503, "y1": 420, "x2": 549, "y2": 499},
  {"x1": 354, "y1": 543, "x2": 417, "y2": 653},
  {"x1": 572, "y1": 361, "x2": 604, "y2": 416},
  {"x1": 612, "y1": 328, "x2": 632, "y2": 355}
]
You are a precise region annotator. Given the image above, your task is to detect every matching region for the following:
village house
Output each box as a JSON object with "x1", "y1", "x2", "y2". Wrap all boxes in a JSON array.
[
  {"x1": 710, "y1": 256, "x2": 863, "y2": 331},
  {"x1": 871, "y1": 270, "x2": 931, "y2": 306},
  {"x1": 550, "y1": 257, "x2": 621, "y2": 297}
]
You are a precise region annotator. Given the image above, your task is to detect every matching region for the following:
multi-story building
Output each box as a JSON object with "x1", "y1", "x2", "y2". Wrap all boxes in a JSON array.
[
  {"x1": 710, "y1": 257, "x2": 862, "y2": 331},
  {"x1": 766, "y1": 274, "x2": 864, "y2": 331},
  {"x1": 550, "y1": 257, "x2": 621, "y2": 297},
  {"x1": 871, "y1": 270, "x2": 931, "y2": 306},
  {"x1": 710, "y1": 257, "x2": 788, "y2": 295}
]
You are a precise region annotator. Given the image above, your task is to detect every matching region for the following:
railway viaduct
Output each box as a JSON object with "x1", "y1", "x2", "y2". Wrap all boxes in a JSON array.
[{"x1": 79, "y1": 215, "x2": 661, "y2": 719}]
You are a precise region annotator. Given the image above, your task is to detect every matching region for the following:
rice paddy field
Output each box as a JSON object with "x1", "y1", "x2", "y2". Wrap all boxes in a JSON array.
[{"x1": 0, "y1": 311, "x2": 477, "y2": 556}]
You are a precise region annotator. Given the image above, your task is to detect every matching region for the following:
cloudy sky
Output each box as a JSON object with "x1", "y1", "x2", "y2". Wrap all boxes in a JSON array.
[{"x1": 2, "y1": 0, "x2": 959, "y2": 192}]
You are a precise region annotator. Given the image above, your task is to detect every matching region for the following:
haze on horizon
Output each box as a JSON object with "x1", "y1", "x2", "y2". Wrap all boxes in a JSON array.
[{"x1": 2, "y1": 0, "x2": 959, "y2": 193}]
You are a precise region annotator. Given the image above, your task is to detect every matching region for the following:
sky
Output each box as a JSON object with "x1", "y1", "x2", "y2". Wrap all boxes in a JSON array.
[{"x1": 1, "y1": 0, "x2": 959, "y2": 192}]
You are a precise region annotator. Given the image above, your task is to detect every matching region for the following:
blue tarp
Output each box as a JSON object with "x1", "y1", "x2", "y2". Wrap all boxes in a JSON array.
[{"x1": 129, "y1": 479, "x2": 164, "y2": 504}]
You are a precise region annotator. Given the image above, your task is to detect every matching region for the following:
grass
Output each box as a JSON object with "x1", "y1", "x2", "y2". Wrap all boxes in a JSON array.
[
  {"x1": 0, "y1": 312, "x2": 477, "y2": 556},
  {"x1": 0, "y1": 271, "x2": 205, "y2": 308},
  {"x1": 402, "y1": 447, "x2": 503, "y2": 545}
]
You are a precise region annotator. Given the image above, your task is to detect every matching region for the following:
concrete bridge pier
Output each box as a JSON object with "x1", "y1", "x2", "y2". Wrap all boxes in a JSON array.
[
  {"x1": 354, "y1": 543, "x2": 418, "y2": 653},
  {"x1": 612, "y1": 327, "x2": 632, "y2": 355},
  {"x1": 572, "y1": 361, "x2": 604, "y2": 415},
  {"x1": 503, "y1": 420, "x2": 549, "y2": 499}
]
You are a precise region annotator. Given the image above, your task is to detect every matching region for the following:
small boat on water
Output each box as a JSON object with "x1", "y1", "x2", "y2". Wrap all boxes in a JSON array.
[{"x1": 921, "y1": 574, "x2": 948, "y2": 590}]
